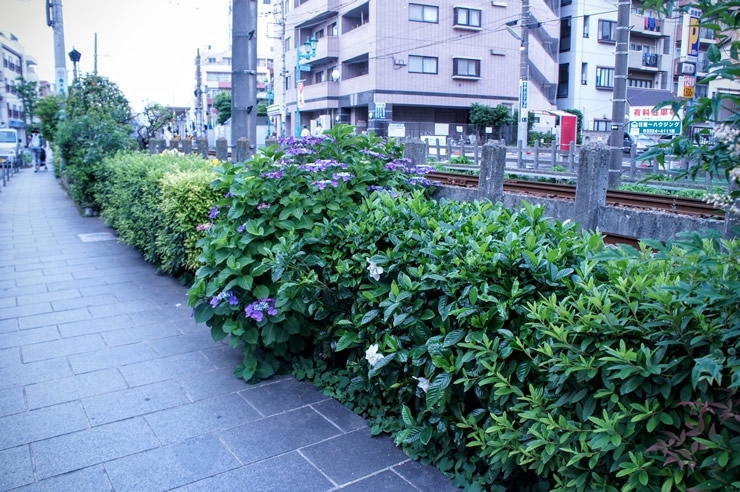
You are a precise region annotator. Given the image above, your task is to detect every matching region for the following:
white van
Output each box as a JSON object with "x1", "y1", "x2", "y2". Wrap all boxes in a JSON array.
[{"x1": 0, "y1": 129, "x2": 21, "y2": 167}]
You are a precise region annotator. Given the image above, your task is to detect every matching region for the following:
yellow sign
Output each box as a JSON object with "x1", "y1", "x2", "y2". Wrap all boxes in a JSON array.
[{"x1": 683, "y1": 86, "x2": 695, "y2": 98}]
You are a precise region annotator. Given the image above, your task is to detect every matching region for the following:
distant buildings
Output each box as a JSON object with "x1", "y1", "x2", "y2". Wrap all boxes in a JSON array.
[{"x1": 1, "y1": 31, "x2": 42, "y2": 139}]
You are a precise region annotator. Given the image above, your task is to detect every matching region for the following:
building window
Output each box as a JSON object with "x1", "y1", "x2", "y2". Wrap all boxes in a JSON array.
[
  {"x1": 596, "y1": 67, "x2": 614, "y2": 88},
  {"x1": 628, "y1": 78, "x2": 653, "y2": 88},
  {"x1": 593, "y1": 120, "x2": 610, "y2": 131},
  {"x1": 453, "y1": 7, "x2": 481, "y2": 28},
  {"x1": 562, "y1": 0, "x2": 572, "y2": 5},
  {"x1": 314, "y1": 71, "x2": 325, "y2": 83},
  {"x1": 695, "y1": 84, "x2": 708, "y2": 98},
  {"x1": 453, "y1": 58, "x2": 480, "y2": 77},
  {"x1": 581, "y1": 63, "x2": 587, "y2": 84},
  {"x1": 408, "y1": 55, "x2": 438, "y2": 74},
  {"x1": 328, "y1": 23, "x2": 338, "y2": 36},
  {"x1": 409, "y1": 3, "x2": 438, "y2": 23},
  {"x1": 560, "y1": 17, "x2": 571, "y2": 52},
  {"x1": 557, "y1": 63, "x2": 569, "y2": 98},
  {"x1": 583, "y1": 15, "x2": 590, "y2": 38},
  {"x1": 314, "y1": 29, "x2": 324, "y2": 39},
  {"x1": 285, "y1": 37, "x2": 291, "y2": 52},
  {"x1": 598, "y1": 20, "x2": 616, "y2": 42}
]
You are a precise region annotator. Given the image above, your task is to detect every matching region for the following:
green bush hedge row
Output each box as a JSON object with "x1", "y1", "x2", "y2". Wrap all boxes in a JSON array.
[
  {"x1": 95, "y1": 151, "x2": 219, "y2": 276},
  {"x1": 189, "y1": 127, "x2": 740, "y2": 490}
]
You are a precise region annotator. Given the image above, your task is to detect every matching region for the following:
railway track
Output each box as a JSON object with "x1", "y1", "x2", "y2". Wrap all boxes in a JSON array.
[{"x1": 425, "y1": 172, "x2": 724, "y2": 219}]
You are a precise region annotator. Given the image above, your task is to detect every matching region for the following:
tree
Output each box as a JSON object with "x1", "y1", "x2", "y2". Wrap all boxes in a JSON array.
[
  {"x1": 642, "y1": 0, "x2": 740, "y2": 213},
  {"x1": 469, "y1": 103, "x2": 512, "y2": 140},
  {"x1": 214, "y1": 91, "x2": 231, "y2": 125},
  {"x1": 56, "y1": 74, "x2": 135, "y2": 208},
  {"x1": 35, "y1": 95, "x2": 63, "y2": 144},
  {"x1": 134, "y1": 103, "x2": 175, "y2": 150},
  {"x1": 15, "y1": 76, "x2": 39, "y2": 131}
]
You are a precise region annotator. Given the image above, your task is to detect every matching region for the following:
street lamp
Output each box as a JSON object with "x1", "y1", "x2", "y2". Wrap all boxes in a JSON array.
[
  {"x1": 295, "y1": 36, "x2": 318, "y2": 136},
  {"x1": 68, "y1": 48, "x2": 81, "y2": 81}
]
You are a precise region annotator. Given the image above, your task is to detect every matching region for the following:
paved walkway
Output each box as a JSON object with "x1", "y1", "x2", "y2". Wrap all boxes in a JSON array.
[{"x1": 0, "y1": 167, "x2": 458, "y2": 491}]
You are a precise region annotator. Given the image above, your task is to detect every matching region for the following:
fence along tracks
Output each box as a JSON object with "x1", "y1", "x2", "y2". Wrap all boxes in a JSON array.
[{"x1": 424, "y1": 172, "x2": 724, "y2": 219}]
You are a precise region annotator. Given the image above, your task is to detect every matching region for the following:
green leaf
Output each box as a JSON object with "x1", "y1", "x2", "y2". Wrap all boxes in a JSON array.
[
  {"x1": 193, "y1": 302, "x2": 214, "y2": 323},
  {"x1": 426, "y1": 372, "x2": 452, "y2": 409},
  {"x1": 336, "y1": 332, "x2": 358, "y2": 351},
  {"x1": 401, "y1": 404, "x2": 413, "y2": 426},
  {"x1": 361, "y1": 309, "x2": 380, "y2": 325},
  {"x1": 443, "y1": 329, "x2": 465, "y2": 347},
  {"x1": 253, "y1": 284, "x2": 270, "y2": 299},
  {"x1": 420, "y1": 425, "x2": 433, "y2": 445}
]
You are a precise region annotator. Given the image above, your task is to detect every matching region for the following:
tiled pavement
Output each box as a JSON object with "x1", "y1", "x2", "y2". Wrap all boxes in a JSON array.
[{"x1": 0, "y1": 166, "x2": 458, "y2": 491}]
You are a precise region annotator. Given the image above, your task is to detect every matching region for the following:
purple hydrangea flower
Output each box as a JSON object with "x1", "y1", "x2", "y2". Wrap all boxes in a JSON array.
[
  {"x1": 261, "y1": 170, "x2": 284, "y2": 179},
  {"x1": 196, "y1": 223, "x2": 213, "y2": 231},
  {"x1": 332, "y1": 172, "x2": 354, "y2": 182},
  {"x1": 210, "y1": 289, "x2": 237, "y2": 308},
  {"x1": 411, "y1": 164, "x2": 436, "y2": 175},
  {"x1": 209, "y1": 206, "x2": 219, "y2": 219},
  {"x1": 361, "y1": 149, "x2": 389, "y2": 160},
  {"x1": 245, "y1": 298, "x2": 278, "y2": 322},
  {"x1": 257, "y1": 203, "x2": 271, "y2": 210},
  {"x1": 229, "y1": 293, "x2": 239, "y2": 305},
  {"x1": 225, "y1": 192, "x2": 233, "y2": 198},
  {"x1": 367, "y1": 185, "x2": 399, "y2": 198},
  {"x1": 406, "y1": 176, "x2": 437, "y2": 187},
  {"x1": 311, "y1": 179, "x2": 338, "y2": 190},
  {"x1": 383, "y1": 159, "x2": 411, "y2": 172},
  {"x1": 237, "y1": 224, "x2": 245, "y2": 233}
]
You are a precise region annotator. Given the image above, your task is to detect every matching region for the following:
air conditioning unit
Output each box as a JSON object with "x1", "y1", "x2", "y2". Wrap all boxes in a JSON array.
[
  {"x1": 393, "y1": 59, "x2": 406, "y2": 66},
  {"x1": 674, "y1": 60, "x2": 696, "y2": 75}
]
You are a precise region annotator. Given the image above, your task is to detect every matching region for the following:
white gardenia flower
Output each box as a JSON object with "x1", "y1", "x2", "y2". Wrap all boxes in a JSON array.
[
  {"x1": 414, "y1": 376, "x2": 430, "y2": 393},
  {"x1": 366, "y1": 257, "x2": 384, "y2": 281},
  {"x1": 365, "y1": 344, "x2": 383, "y2": 367}
]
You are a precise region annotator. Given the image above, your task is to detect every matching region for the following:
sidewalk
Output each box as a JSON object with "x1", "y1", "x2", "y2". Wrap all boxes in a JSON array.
[{"x1": 0, "y1": 167, "x2": 458, "y2": 491}]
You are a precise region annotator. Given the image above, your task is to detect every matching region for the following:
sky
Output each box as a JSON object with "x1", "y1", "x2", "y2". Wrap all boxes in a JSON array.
[{"x1": 3, "y1": 0, "x2": 233, "y2": 111}]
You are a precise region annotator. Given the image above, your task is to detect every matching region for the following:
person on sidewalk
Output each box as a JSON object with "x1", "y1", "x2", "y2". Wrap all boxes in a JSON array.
[
  {"x1": 301, "y1": 125, "x2": 310, "y2": 137},
  {"x1": 28, "y1": 129, "x2": 43, "y2": 172}
]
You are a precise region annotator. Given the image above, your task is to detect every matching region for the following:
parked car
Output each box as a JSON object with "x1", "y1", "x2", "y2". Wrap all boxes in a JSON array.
[
  {"x1": 0, "y1": 129, "x2": 21, "y2": 168},
  {"x1": 635, "y1": 134, "x2": 659, "y2": 154},
  {"x1": 607, "y1": 132, "x2": 635, "y2": 154}
]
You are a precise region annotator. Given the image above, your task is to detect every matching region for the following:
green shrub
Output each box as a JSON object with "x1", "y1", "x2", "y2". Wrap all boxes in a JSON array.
[
  {"x1": 96, "y1": 151, "x2": 216, "y2": 274},
  {"x1": 187, "y1": 125, "x2": 437, "y2": 383},
  {"x1": 157, "y1": 168, "x2": 221, "y2": 274},
  {"x1": 460, "y1": 233, "x2": 740, "y2": 491}
]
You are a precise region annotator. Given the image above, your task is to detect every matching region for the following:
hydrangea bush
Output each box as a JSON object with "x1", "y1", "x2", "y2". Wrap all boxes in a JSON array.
[{"x1": 187, "y1": 124, "x2": 436, "y2": 382}]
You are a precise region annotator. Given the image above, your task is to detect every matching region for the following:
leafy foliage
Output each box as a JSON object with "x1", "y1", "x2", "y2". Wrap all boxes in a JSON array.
[
  {"x1": 134, "y1": 103, "x2": 175, "y2": 150},
  {"x1": 469, "y1": 103, "x2": 512, "y2": 140},
  {"x1": 187, "y1": 124, "x2": 436, "y2": 383},
  {"x1": 214, "y1": 91, "x2": 231, "y2": 125},
  {"x1": 35, "y1": 95, "x2": 63, "y2": 144},
  {"x1": 55, "y1": 75, "x2": 135, "y2": 208},
  {"x1": 96, "y1": 152, "x2": 217, "y2": 275},
  {"x1": 14, "y1": 76, "x2": 39, "y2": 131}
]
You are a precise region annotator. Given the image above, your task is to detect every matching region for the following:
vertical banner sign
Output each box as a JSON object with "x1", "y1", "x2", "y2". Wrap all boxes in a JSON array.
[
  {"x1": 55, "y1": 67, "x2": 67, "y2": 96},
  {"x1": 297, "y1": 82, "x2": 304, "y2": 109},
  {"x1": 680, "y1": 75, "x2": 696, "y2": 99},
  {"x1": 374, "y1": 102, "x2": 386, "y2": 119},
  {"x1": 680, "y1": 8, "x2": 701, "y2": 62},
  {"x1": 520, "y1": 80, "x2": 528, "y2": 114}
]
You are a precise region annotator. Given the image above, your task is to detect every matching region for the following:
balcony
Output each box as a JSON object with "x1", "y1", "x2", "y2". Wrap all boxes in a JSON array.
[
  {"x1": 630, "y1": 13, "x2": 663, "y2": 36},
  {"x1": 311, "y1": 36, "x2": 340, "y2": 65},
  {"x1": 293, "y1": 0, "x2": 341, "y2": 26},
  {"x1": 628, "y1": 51, "x2": 661, "y2": 71}
]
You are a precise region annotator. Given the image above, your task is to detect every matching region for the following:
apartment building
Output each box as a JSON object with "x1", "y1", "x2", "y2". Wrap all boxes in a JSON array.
[
  {"x1": 1, "y1": 31, "x2": 40, "y2": 140},
  {"x1": 272, "y1": 0, "x2": 559, "y2": 138},
  {"x1": 556, "y1": 1, "x2": 680, "y2": 134}
]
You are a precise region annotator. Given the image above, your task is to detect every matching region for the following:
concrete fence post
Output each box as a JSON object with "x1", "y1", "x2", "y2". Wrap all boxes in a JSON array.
[
  {"x1": 234, "y1": 137, "x2": 250, "y2": 164},
  {"x1": 215, "y1": 138, "x2": 228, "y2": 162},
  {"x1": 198, "y1": 138, "x2": 209, "y2": 159},
  {"x1": 181, "y1": 139, "x2": 193, "y2": 155},
  {"x1": 169, "y1": 138, "x2": 180, "y2": 151},
  {"x1": 148, "y1": 139, "x2": 158, "y2": 155},
  {"x1": 725, "y1": 181, "x2": 740, "y2": 239},
  {"x1": 265, "y1": 137, "x2": 279, "y2": 148},
  {"x1": 550, "y1": 141, "x2": 557, "y2": 169},
  {"x1": 574, "y1": 142, "x2": 610, "y2": 231},
  {"x1": 156, "y1": 138, "x2": 166, "y2": 154},
  {"x1": 403, "y1": 138, "x2": 428, "y2": 168},
  {"x1": 478, "y1": 141, "x2": 507, "y2": 203},
  {"x1": 533, "y1": 141, "x2": 540, "y2": 169}
]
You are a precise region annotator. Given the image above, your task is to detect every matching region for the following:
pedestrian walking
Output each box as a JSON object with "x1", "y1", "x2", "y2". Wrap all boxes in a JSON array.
[
  {"x1": 301, "y1": 125, "x2": 310, "y2": 137},
  {"x1": 28, "y1": 129, "x2": 43, "y2": 172}
]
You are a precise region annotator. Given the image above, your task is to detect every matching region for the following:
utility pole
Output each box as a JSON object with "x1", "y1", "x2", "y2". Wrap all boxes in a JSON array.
[
  {"x1": 517, "y1": 0, "x2": 530, "y2": 148},
  {"x1": 231, "y1": 0, "x2": 258, "y2": 156},
  {"x1": 195, "y1": 49, "x2": 204, "y2": 137},
  {"x1": 46, "y1": 0, "x2": 67, "y2": 96},
  {"x1": 608, "y1": 0, "x2": 631, "y2": 188},
  {"x1": 272, "y1": 0, "x2": 287, "y2": 137},
  {"x1": 93, "y1": 32, "x2": 98, "y2": 75}
]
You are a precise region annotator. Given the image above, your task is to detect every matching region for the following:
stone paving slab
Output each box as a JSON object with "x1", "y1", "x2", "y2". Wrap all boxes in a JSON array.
[{"x1": 0, "y1": 167, "x2": 459, "y2": 491}]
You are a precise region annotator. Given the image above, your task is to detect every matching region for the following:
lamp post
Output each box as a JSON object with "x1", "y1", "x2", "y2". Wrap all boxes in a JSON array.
[
  {"x1": 68, "y1": 48, "x2": 81, "y2": 82},
  {"x1": 295, "y1": 36, "x2": 318, "y2": 137}
]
